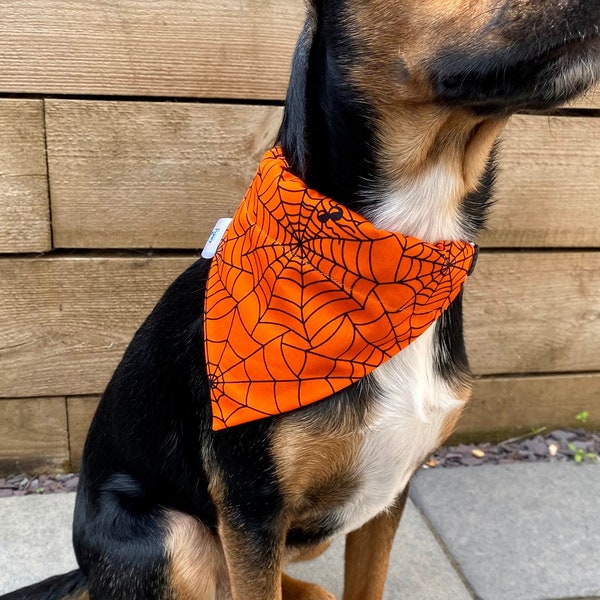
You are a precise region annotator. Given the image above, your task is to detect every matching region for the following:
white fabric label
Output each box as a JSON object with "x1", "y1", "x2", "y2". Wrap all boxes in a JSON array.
[{"x1": 201, "y1": 218, "x2": 233, "y2": 259}]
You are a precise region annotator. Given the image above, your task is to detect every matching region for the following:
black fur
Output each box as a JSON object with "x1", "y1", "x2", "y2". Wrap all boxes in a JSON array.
[
  {"x1": 70, "y1": 257, "x2": 288, "y2": 596},
  {"x1": 461, "y1": 148, "x2": 499, "y2": 239},
  {"x1": 278, "y1": 1, "x2": 378, "y2": 214},
  {"x1": 1, "y1": 571, "x2": 86, "y2": 600},
  {"x1": 432, "y1": 3, "x2": 600, "y2": 113}
]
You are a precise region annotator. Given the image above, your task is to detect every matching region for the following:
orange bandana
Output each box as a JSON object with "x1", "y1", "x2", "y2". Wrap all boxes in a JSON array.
[{"x1": 204, "y1": 148, "x2": 477, "y2": 430}]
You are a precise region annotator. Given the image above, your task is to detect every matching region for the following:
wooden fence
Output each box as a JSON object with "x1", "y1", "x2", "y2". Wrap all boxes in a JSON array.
[{"x1": 1, "y1": 1, "x2": 599, "y2": 474}]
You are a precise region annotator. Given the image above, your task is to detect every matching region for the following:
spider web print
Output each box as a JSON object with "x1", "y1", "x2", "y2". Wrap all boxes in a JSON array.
[{"x1": 204, "y1": 148, "x2": 477, "y2": 430}]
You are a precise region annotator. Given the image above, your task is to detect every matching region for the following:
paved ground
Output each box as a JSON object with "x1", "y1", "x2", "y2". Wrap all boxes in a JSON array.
[{"x1": 0, "y1": 463, "x2": 598, "y2": 599}]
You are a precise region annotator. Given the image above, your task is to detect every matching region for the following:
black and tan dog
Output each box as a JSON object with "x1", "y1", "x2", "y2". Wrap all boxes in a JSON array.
[{"x1": 5, "y1": 1, "x2": 600, "y2": 599}]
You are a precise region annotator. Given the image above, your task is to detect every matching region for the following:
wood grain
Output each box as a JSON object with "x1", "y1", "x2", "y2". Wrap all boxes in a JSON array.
[
  {"x1": 0, "y1": 256, "x2": 196, "y2": 398},
  {"x1": 457, "y1": 374, "x2": 600, "y2": 440},
  {"x1": 1, "y1": 253, "x2": 599, "y2": 398},
  {"x1": 465, "y1": 252, "x2": 600, "y2": 375},
  {"x1": 67, "y1": 396, "x2": 99, "y2": 471},
  {"x1": 46, "y1": 104, "x2": 600, "y2": 249},
  {"x1": 0, "y1": 397, "x2": 69, "y2": 475},
  {"x1": 46, "y1": 100, "x2": 282, "y2": 248},
  {"x1": 0, "y1": 0, "x2": 599, "y2": 108},
  {"x1": 483, "y1": 115, "x2": 600, "y2": 247},
  {"x1": 0, "y1": 101, "x2": 51, "y2": 253},
  {"x1": 0, "y1": 0, "x2": 303, "y2": 100}
]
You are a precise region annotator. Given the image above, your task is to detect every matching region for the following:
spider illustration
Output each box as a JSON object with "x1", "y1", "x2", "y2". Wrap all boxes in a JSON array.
[{"x1": 317, "y1": 206, "x2": 344, "y2": 224}]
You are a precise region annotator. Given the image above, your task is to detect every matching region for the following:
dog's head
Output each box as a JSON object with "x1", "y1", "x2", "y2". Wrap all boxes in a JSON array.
[
  {"x1": 284, "y1": 1, "x2": 600, "y2": 209},
  {"x1": 321, "y1": 0, "x2": 600, "y2": 113},
  {"x1": 295, "y1": 0, "x2": 600, "y2": 195}
]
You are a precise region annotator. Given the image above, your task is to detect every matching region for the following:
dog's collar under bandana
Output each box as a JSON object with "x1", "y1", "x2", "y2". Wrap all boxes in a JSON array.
[{"x1": 204, "y1": 147, "x2": 478, "y2": 430}]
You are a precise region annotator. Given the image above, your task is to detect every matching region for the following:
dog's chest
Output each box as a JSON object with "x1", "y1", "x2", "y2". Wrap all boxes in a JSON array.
[
  {"x1": 335, "y1": 327, "x2": 463, "y2": 534},
  {"x1": 282, "y1": 171, "x2": 469, "y2": 535},
  {"x1": 327, "y1": 174, "x2": 470, "y2": 534}
]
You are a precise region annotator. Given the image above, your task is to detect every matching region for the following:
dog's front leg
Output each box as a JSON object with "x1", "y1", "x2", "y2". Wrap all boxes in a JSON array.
[
  {"x1": 342, "y1": 487, "x2": 409, "y2": 600},
  {"x1": 219, "y1": 512, "x2": 285, "y2": 600}
]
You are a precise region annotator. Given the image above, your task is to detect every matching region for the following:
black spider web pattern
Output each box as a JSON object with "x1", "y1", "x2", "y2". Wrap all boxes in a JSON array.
[{"x1": 204, "y1": 148, "x2": 476, "y2": 429}]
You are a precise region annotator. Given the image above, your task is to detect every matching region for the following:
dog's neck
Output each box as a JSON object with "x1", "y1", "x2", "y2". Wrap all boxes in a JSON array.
[
  {"x1": 278, "y1": 16, "x2": 507, "y2": 244},
  {"x1": 278, "y1": 18, "x2": 377, "y2": 214}
]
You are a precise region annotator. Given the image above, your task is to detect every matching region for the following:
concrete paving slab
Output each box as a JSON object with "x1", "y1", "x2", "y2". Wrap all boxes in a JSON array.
[
  {"x1": 288, "y1": 499, "x2": 473, "y2": 599},
  {"x1": 411, "y1": 463, "x2": 600, "y2": 600},
  {"x1": 0, "y1": 494, "x2": 77, "y2": 595},
  {"x1": 0, "y1": 493, "x2": 472, "y2": 599}
]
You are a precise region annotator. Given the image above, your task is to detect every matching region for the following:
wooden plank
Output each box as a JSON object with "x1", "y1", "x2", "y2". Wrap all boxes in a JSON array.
[
  {"x1": 0, "y1": 0, "x2": 303, "y2": 100},
  {"x1": 0, "y1": 397, "x2": 69, "y2": 475},
  {"x1": 67, "y1": 396, "x2": 99, "y2": 471},
  {"x1": 465, "y1": 252, "x2": 600, "y2": 375},
  {"x1": 0, "y1": 256, "x2": 196, "y2": 398},
  {"x1": 1, "y1": 253, "x2": 599, "y2": 399},
  {"x1": 46, "y1": 101, "x2": 282, "y2": 249},
  {"x1": 65, "y1": 375, "x2": 600, "y2": 464},
  {"x1": 47, "y1": 104, "x2": 600, "y2": 250},
  {"x1": 13, "y1": 372, "x2": 600, "y2": 474},
  {"x1": 0, "y1": 100, "x2": 51, "y2": 253},
  {"x1": 482, "y1": 115, "x2": 600, "y2": 247},
  {"x1": 456, "y1": 374, "x2": 600, "y2": 441}
]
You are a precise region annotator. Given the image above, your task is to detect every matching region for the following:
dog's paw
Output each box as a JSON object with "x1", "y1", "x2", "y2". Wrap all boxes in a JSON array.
[
  {"x1": 300, "y1": 583, "x2": 336, "y2": 600},
  {"x1": 282, "y1": 574, "x2": 336, "y2": 600}
]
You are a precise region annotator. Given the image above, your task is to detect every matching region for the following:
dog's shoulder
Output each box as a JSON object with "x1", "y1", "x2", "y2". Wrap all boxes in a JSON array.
[{"x1": 80, "y1": 258, "x2": 216, "y2": 513}]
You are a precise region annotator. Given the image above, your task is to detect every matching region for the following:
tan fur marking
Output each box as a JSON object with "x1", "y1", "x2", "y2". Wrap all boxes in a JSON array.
[
  {"x1": 66, "y1": 592, "x2": 89, "y2": 600},
  {"x1": 438, "y1": 380, "x2": 473, "y2": 444},
  {"x1": 219, "y1": 521, "x2": 284, "y2": 600},
  {"x1": 438, "y1": 404, "x2": 467, "y2": 446},
  {"x1": 376, "y1": 106, "x2": 508, "y2": 207},
  {"x1": 343, "y1": 489, "x2": 409, "y2": 600},
  {"x1": 380, "y1": 107, "x2": 472, "y2": 174},
  {"x1": 166, "y1": 511, "x2": 229, "y2": 600},
  {"x1": 346, "y1": 0, "x2": 497, "y2": 106},
  {"x1": 463, "y1": 118, "x2": 510, "y2": 191},
  {"x1": 272, "y1": 415, "x2": 363, "y2": 519},
  {"x1": 333, "y1": 0, "x2": 512, "y2": 198},
  {"x1": 282, "y1": 544, "x2": 335, "y2": 599},
  {"x1": 286, "y1": 541, "x2": 332, "y2": 565},
  {"x1": 205, "y1": 460, "x2": 287, "y2": 599},
  {"x1": 282, "y1": 573, "x2": 335, "y2": 600}
]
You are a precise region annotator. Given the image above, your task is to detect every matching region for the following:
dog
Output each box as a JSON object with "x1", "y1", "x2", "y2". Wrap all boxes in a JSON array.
[{"x1": 4, "y1": 1, "x2": 600, "y2": 599}]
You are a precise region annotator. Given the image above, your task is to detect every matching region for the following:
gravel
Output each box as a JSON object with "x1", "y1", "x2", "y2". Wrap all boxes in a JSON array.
[
  {"x1": 0, "y1": 429, "x2": 597, "y2": 498},
  {"x1": 0, "y1": 474, "x2": 79, "y2": 498},
  {"x1": 426, "y1": 428, "x2": 600, "y2": 469}
]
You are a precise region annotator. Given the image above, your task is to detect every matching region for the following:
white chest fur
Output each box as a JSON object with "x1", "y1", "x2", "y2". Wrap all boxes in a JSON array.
[
  {"x1": 335, "y1": 164, "x2": 468, "y2": 534},
  {"x1": 336, "y1": 327, "x2": 463, "y2": 534}
]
